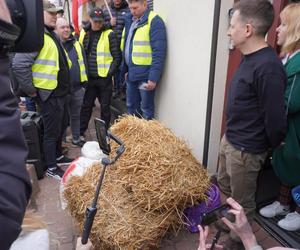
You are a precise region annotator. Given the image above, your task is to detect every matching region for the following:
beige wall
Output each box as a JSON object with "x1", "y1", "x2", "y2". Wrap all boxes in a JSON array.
[
  {"x1": 154, "y1": 1, "x2": 217, "y2": 163},
  {"x1": 207, "y1": 0, "x2": 234, "y2": 174}
]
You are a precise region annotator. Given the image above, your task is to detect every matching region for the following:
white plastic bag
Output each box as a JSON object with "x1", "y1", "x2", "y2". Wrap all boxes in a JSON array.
[{"x1": 59, "y1": 142, "x2": 107, "y2": 209}]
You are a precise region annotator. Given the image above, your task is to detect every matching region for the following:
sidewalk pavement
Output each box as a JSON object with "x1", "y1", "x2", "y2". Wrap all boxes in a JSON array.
[{"x1": 35, "y1": 106, "x2": 282, "y2": 250}]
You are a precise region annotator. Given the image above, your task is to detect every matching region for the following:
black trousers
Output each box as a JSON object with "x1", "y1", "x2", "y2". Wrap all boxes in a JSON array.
[
  {"x1": 80, "y1": 77, "x2": 112, "y2": 134},
  {"x1": 38, "y1": 95, "x2": 68, "y2": 169}
]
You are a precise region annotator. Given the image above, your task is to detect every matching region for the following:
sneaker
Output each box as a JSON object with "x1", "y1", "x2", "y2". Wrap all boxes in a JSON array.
[
  {"x1": 46, "y1": 167, "x2": 65, "y2": 180},
  {"x1": 278, "y1": 212, "x2": 300, "y2": 231},
  {"x1": 72, "y1": 140, "x2": 85, "y2": 147},
  {"x1": 223, "y1": 238, "x2": 245, "y2": 250},
  {"x1": 56, "y1": 155, "x2": 74, "y2": 166},
  {"x1": 259, "y1": 201, "x2": 290, "y2": 218},
  {"x1": 80, "y1": 135, "x2": 85, "y2": 141}
]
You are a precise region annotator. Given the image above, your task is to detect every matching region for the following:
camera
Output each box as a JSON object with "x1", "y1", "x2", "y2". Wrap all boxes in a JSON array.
[
  {"x1": 201, "y1": 204, "x2": 230, "y2": 226},
  {"x1": 1, "y1": 0, "x2": 44, "y2": 52}
]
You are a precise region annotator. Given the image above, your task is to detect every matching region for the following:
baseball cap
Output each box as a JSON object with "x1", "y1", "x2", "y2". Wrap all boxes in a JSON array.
[
  {"x1": 43, "y1": 0, "x2": 60, "y2": 13},
  {"x1": 89, "y1": 7, "x2": 104, "y2": 22}
]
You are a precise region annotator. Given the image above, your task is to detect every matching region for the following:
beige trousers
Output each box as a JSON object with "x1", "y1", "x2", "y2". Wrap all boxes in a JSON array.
[{"x1": 217, "y1": 135, "x2": 267, "y2": 240}]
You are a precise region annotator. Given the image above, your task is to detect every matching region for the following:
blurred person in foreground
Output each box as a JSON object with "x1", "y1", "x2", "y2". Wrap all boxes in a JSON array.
[{"x1": 0, "y1": 0, "x2": 32, "y2": 249}]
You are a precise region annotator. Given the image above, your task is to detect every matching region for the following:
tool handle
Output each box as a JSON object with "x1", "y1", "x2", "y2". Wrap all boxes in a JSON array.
[{"x1": 81, "y1": 207, "x2": 97, "y2": 244}]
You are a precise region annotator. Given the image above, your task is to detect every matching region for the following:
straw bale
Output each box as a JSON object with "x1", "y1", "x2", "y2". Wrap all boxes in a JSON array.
[
  {"x1": 109, "y1": 116, "x2": 210, "y2": 211},
  {"x1": 64, "y1": 164, "x2": 180, "y2": 250},
  {"x1": 65, "y1": 116, "x2": 210, "y2": 249}
]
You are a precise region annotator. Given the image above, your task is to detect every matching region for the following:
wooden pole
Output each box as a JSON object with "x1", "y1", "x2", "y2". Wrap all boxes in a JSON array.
[{"x1": 103, "y1": 0, "x2": 113, "y2": 19}]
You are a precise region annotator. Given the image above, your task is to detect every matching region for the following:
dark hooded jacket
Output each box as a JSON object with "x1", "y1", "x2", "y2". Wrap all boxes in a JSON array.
[{"x1": 103, "y1": 0, "x2": 130, "y2": 44}]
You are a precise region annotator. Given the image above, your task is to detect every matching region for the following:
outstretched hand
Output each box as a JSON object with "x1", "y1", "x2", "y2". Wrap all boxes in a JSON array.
[
  {"x1": 221, "y1": 197, "x2": 258, "y2": 249},
  {"x1": 197, "y1": 225, "x2": 223, "y2": 250}
]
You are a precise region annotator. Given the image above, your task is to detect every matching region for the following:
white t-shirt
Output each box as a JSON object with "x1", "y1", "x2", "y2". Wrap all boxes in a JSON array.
[{"x1": 10, "y1": 229, "x2": 49, "y2": 250}]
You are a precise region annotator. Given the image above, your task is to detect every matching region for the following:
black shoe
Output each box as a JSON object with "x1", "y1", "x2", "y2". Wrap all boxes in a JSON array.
[
  {"x1": 223, "y1": 238, "x2": 245, "y2": 250},
  {"x1": 56, "y1": 155, "x2": 74, "y2": 166},
  {"x1": 46, "y1": 167, "x2": 65, "y2": 180},
  {"x1": 72, "y1": 140, "x2": 85, "y2": 147},
  {"x1": 112, "y1": 90, "x2": 120, "y2": 99}
]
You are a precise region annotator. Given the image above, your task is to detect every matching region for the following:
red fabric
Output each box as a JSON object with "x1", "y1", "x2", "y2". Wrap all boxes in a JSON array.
[
  {"x1": 72, "y1": 0, "x2": 79, "y2": 34},
  {"x1": 72, "y1": 0, "x2": 89, "y2": 34}
]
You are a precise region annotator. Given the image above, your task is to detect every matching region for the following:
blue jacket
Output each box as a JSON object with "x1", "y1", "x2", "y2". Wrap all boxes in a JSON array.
[{"x1": 123, "y1": 9, "x2": 167, "y2": 83}]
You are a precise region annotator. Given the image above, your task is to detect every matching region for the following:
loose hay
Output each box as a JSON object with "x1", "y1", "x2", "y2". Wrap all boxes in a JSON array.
[
  {"x1": 65, "y1": 116, "x2": 210, "y2": 249},
  {"x1": 65, "y1": 164, "x2": 179, "y2": 250},
  {"x1": 110, "y1": 116, "x2": 210, "y2": 212}
]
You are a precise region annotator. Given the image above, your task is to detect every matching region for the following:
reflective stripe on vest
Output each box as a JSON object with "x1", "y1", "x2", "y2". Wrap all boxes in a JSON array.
[
  {"x1": 132, "y1": 11, "x2": 157, "y2": 65},
  {"x1": 79, "y1": 29, "x2": 86, "y2": 46},
  {"x1": 32, "y1": 34, "x2": 59, "y2": 90},
  {"x1": 120, "y1": 28, "x2": 125, "y2": 52},
  {"x1": 74, "y1": 40, "x2": 88, "y2": 82},
  {"x1": 96, "y1": 29, "x2": 113, "y2": 77}
]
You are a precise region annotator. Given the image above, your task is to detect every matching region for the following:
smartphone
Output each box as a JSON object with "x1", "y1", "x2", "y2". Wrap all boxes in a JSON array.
[
  {"x1": 94, "y1": 118, "x2": 111, "y2": 155},
  {"x1": 138, "y1": 82, "x2": 148, "y2": 90},
  {"x1": 201, "y1": 204, "x2": 230, "y2": 226}
]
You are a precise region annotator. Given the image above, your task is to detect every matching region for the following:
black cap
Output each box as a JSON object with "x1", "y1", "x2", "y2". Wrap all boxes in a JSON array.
[{"x1": 89, "y1": 7, "x2": 104, "y2": 22}]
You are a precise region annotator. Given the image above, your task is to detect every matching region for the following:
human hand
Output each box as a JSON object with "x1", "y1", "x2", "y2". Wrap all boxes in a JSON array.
[
  {"x1": 110, "y1": 17, "x2": 116, "y2": 27},
  {"x1": 197, "y1": 225, "x2": 223, "y2": 250},
  {"x1": 146, "y1": 80, "x2": 156, "y2": 90},
  {"x1": 221, "y1": 197, "x2": 257, "y2": 249},
  {"x1": 76, "y1": 237, "x2": 93, "y2": 250},
  {"x1": 29, "y1": 92, "x2": 37, "y2": 97}
]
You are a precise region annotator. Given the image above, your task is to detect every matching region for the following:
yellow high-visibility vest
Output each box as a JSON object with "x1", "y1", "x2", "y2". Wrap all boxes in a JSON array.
[
  {"x1": 96, "y1": 29, "x2": 113, "y2": 77},
  {"x1": 73, "y1": 40, "x2": 88, "y2": 82},
  {"x1": 120, "y1": 28, "x2": 125, "y2": 52},
  {"x1": 32, "y1": 34, "x2": 59, "y2": 90},
  {"x1": 79, "y1": 29, "x2": 86, "y2": 46},
  {"x1": 120, "y1": 11, "x2": 157, "y2": 65},
  {"x1": 32, "y1": 34, "x2": 72, "y2": 90}
]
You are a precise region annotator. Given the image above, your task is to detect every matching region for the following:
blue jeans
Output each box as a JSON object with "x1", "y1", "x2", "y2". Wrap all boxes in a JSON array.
[{"x1": 126, "y1": 80, "x2": 155, "y2": 120}]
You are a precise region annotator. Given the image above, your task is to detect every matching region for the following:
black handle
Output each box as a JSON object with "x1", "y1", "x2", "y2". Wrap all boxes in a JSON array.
[{"x1": 81, "y1": 206, "x2": 97, "y2": 244}]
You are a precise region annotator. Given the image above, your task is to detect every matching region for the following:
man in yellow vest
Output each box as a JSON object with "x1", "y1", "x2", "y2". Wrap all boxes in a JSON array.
[
  {"x1": 12, "y1": 0, "x2": 73, "y2": 180},
  {"x1": 122, "y1": 0, "x2": 167, "y2": 119},
  {"x1": 80, "y1": 7, "x2": 121, "y2": 134},
  {"x1": 56, "y1": 17, "x2": 87, "y2": 147}
]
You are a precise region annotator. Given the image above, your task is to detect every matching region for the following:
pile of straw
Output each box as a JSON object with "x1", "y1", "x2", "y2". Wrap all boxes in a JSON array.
[{"x1": 64, "y1": 116, "x2": 210, "y2": 249}]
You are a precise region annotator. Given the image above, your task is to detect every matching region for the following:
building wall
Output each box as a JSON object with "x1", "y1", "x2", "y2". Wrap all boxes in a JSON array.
[
  {"x1": 154, "y1": 1, "x2": 216, "y2": 162},
  {"x1": 207, "y1": 0, "x2": 234, "y2": 174}
]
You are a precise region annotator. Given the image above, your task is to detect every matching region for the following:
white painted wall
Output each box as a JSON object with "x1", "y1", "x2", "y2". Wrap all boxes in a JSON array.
[
  {"x1": 207, "y1": 0, "x2": 234, "y2": 174},
  {"x1": 154, "y1": 0, "x2": 215, "y2": 162}
]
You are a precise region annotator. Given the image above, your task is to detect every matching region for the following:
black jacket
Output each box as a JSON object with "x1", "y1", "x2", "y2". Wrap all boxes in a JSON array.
[
  {"x1": 103, "y1": 0, "x2": 130, "y2": 44},
  {"x1": 0, "y1": 54, "x2": 32, "y2": 250},
  {"x1": 82, "y1": 27, "x2": 121, "y2": 79},
  {"x1": 63, "y1": 35, "x2": 87, "y2": 92}
]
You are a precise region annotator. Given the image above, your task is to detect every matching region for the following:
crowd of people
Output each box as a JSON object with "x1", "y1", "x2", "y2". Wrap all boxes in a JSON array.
[
  {"x1": 212, "y1": 1, "x2": 300, "y2": 249},
  {"x1": 0, "y1": 0, "x2": 300, "y2": 249},
  {"x1": 12, "y1": 0, "x2": 167, "y2": 180}
]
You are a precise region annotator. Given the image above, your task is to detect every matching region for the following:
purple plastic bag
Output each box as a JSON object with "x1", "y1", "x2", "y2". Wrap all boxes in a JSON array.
[{"x1": 183, "y1": 184, "x2": 221, "y2": 233}]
